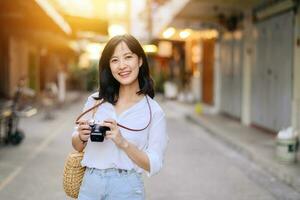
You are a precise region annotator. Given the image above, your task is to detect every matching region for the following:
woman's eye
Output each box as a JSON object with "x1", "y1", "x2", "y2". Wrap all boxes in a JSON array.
[
  {"x1": 111, "y1": 59, "x2": 118, "y2": 63},
  {"x1": 125, "y1": 55, "x2": 132, "y2": 59}
]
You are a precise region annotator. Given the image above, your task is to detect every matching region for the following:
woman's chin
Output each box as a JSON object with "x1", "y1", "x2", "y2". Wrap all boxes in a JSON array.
[{"x1": 117, "y1": 78, "x2": 136, "y2": 86}]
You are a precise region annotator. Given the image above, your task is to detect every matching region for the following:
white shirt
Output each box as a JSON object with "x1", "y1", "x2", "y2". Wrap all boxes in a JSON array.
[{"x1": 72, "y1": 92, "x2": 168, "y2": 177}]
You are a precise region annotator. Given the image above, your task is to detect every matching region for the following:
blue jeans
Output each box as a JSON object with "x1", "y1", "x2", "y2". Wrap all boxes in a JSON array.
[{"x1": 78, "y1": 168, "x2": 145, "y2": 200}]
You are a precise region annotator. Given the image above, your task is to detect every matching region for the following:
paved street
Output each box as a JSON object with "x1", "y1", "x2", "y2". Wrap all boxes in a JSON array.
[{"x1": 0, "y1": 95, "x2": 299, "y2": 200}]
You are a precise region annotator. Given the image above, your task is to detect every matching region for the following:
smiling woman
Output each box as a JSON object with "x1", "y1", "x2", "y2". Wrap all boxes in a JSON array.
[
  {"x1": 97, "y1": 34, "x2": 154, "y2": 104},
  {"x1": 71, "y1": 34, "x2": 168, "y2": 200},
  {"x1": 109, "y1": 42, "x2": 142, "y2": 87}
]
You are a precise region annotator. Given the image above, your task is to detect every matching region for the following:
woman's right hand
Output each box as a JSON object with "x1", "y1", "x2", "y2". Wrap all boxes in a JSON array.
[{"x1": 77, "y1": 120, "x2": 91, "y2": 143}]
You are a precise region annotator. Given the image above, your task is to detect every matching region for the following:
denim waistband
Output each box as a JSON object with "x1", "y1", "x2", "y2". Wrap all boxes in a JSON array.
[{"x1": 86, "y1": 167, "x2": 138, "y2": 177}]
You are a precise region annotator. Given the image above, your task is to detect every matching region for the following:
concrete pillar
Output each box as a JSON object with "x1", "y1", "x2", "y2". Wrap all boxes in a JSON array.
[
  {"x1": 292, "y1": 10, "x2": 300, "y2": 131},
  {"x1": 213, "y1": 41, "x2": 221, "y2": 113},
  {"x1": 241, "y1": 11, "x2": 254, "y2": 126},
  {"x1": 8, "y1": 36, "x2": 29, "y2": 97}
]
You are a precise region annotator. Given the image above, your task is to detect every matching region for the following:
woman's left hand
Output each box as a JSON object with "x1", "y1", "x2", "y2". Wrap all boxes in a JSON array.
[{"x1": 102, "y1": 119, "x2": 127, "y2": 149}]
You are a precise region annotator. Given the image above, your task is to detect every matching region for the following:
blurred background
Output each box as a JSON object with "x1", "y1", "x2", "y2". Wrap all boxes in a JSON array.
[{"x1": 1, "y1": 0, "x2": 300, "y2": 199}]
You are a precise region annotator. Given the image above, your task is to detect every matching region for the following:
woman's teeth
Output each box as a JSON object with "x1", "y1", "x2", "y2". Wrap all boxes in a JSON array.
[{"x1": 119, "y1": 72, "x2": 130, "y2": 77}]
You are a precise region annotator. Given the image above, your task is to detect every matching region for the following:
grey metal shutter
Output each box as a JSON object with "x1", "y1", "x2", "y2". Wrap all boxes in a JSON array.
[
  {"x1": 220, "y1": 33, "x2": 243, "y2": 119},
  {"x1": 251, "y1": 11, "x2": 293, "y2": 131}
]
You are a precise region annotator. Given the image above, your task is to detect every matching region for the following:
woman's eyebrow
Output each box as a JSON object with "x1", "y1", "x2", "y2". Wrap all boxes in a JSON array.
[
  {"x1": 123, "y1": 52, "x2": 133, "y2": 56},
  {"x1": 111, "y1": 52, "x2": 132, "y2": 59}
]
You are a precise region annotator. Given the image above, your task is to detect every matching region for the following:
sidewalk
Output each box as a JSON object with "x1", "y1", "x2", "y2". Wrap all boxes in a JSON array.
[
  {"x1": 162, "y1": 99, "x2": 300, "y2": 193},
  {"x1": 0, "y1": 91, "x2": 89, "y2": 199}
]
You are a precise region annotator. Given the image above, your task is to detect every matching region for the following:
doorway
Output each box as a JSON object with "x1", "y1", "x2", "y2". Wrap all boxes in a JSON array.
[{"x1": 202, "y1": 38, "x2": 215, "y2": 105}]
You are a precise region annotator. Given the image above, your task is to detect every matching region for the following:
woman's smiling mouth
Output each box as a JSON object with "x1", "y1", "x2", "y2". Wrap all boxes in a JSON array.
[{"x1": 119, "y1": 71, "x2": 131, "y2": 78}]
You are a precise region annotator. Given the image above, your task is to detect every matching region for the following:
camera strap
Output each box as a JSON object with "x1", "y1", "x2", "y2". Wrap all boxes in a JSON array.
[
  {"x1": 75, "y1": 99, "x2": 104, "y2": 124},
  {"x1": 116, "y1": 96, "x2": 152, "y2": 132},
  {"x1": 75, "y1": 96, "x2": 152, "y2": 132}
]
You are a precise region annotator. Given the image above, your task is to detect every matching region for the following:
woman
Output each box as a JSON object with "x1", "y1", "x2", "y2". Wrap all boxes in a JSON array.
[{"x1": 72, "y1": 34, "x2": 168, "y2": 200}]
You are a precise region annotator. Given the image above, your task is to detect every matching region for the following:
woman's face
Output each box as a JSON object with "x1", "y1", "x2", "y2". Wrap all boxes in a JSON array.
[{"x1": 109, "y1": 41, "x2": 142, "y2": 87}]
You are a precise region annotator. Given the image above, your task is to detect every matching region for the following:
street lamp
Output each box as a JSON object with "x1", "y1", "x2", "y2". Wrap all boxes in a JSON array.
[
  {"x1": 162, "y1": 27, "x2": 175, "y2": 39},
  {"x1": 179, "y1": 29, "x2": 192, "y2": 39}
]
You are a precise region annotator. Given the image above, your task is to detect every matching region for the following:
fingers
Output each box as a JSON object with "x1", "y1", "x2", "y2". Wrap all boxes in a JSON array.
[
  {"x1": 102, "y1": 119, "x2": 118, "y2": 139},
  {"x1": 80, "y1": 130, "x2": 91, "y2": 135},
  {"x1": 101, "y1": 122, "x2": 114, "y2": 130},
  {"x1": 77, "y1": 122, "x2": 91, "y2": 142},
  {"x1": 78, "y1": 128, "x2": 90, "y2": 142},
  {"x1": 102, "y1": 119, "x2": 117, "y2": 130},
  {"x1": 105, "y1": 131, "x2": 113, "y2": 139},
  {"x1": 78, "y1": 125, "x2": 91, "y2": 136},
  {"x1": 103, "y1": 118, "x2": 116, "y2": 125},
  {"x1": 78, "y1": 124, "x2": 90, "y2": 131},
  {"x1": 76, "y1": 119, "x2": 88, "y2": 125}
]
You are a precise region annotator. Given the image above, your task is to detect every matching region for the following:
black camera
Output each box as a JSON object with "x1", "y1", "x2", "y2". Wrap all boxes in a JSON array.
[{"x1": 89, "y1": 123, "x2": 110, "y2": 142}]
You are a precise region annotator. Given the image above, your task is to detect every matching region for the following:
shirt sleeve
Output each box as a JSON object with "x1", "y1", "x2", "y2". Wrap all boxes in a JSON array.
[
  {"x1": 71, "y1": 95, "x2": 94, "y2": 137},
  {"x1": 144, "y1": 111, "x2": 169, "y2": 177}
]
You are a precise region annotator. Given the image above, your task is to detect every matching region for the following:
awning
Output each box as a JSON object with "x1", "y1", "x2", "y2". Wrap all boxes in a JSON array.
[
  {"x1": 63, "y1": 15, "x2": 108, "y2": 39},
  {"x1": 0, "y1": 0, "x2": 71, "y2": 35},
  {"x1": 169, "y1": 0, "x2": 262, "y2": 29},
  {"x1": 0, "y1": 0, "x2": 108, "y2": 51}
]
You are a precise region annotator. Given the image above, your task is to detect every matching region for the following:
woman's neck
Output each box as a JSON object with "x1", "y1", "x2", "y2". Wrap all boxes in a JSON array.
[{"x1": 118, "y1": 83, "x2": 142, "y2": 102}]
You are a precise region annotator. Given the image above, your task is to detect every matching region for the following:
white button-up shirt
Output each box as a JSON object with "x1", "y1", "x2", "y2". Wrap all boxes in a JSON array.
[{"x1": 72, "y1": 93, "x2": 168, "y2": 177}]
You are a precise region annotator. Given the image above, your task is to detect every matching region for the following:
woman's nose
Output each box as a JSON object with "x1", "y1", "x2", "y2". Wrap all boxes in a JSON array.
[{"x1": 118, "y1": 59, "x2": 127, "y2": 69}]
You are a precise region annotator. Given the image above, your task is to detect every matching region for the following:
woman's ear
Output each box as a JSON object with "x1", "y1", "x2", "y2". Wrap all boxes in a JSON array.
[{"x1": 139, "y1": 58, "x2": 143, "y2": 67}]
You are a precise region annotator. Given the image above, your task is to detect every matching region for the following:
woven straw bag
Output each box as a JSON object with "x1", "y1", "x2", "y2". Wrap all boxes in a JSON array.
[
  {"x1": 63, "y1": 151, "x2": 85, "y2": 198},
  {"x1": 63, "y1": 99, "x2": 102, "y2": 199}
]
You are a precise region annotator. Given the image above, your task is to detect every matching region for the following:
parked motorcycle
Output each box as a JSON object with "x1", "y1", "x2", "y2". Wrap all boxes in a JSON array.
[{"x1": 0, "y1": 78, "x2": 37, "y2": 145}]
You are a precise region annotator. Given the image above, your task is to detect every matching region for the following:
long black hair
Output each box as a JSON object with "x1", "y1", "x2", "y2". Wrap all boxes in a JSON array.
[{"x1": 94, "y1": 34, "x2": 154, "y2": 104}]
